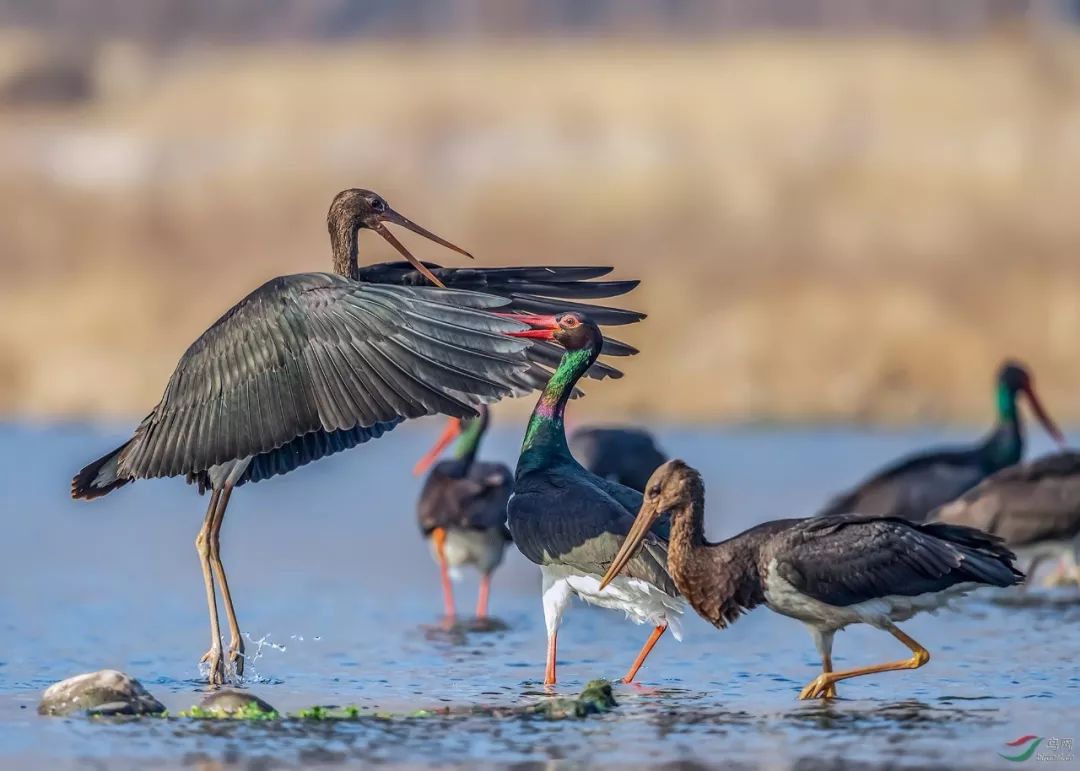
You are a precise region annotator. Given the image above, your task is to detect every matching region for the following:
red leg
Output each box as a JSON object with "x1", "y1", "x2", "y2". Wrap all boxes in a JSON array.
[
  {"x1": 476, "y1": 574, "x2": 491, "y2": 618},
  {"x1": 544, "y1": 629, "x2": 558, "y2": 686},
  {"x1": 622, "y1": 624, "x2": 666, "y2": 683},
  {"x1": 432, "y1": 528, "x2": 456, "y2": 619}
]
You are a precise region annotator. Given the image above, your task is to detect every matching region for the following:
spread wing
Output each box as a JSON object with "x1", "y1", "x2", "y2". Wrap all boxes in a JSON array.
[
  {"x1": 111, "y1": 273, "x2": 535, "y2": 481},
  {"x1": 356, "y1": 262, "x2": 644, "y2": 382}
]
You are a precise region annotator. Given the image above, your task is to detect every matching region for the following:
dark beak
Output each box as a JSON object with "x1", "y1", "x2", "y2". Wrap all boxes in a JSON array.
[
  {"x1": 374, "y1": 207, "x2": 474, "y2": 289},
  {"x1": 413, "y1": 418, "x2": 462, "y2": 476},
  {"x1": 599, "y1": 502, "x2": 663, "y2": 591},
  {"x1": 1021, "y1": 381, "x2": 1066, "y2": 447},
  {"x1": 502, "y1": 312, "x2": 561, "y2": 340}
]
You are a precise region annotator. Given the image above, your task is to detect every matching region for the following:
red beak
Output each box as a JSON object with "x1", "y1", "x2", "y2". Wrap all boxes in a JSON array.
[
  {"x1": 413, "y1": 418, "x2": 462, "y2": 476},
  {"x1": 499, "y1": 312, "x2": 561, "y2": 340},
  {"x1": 1021, "y1": 382, "x2": 1066, "y2": 447}
]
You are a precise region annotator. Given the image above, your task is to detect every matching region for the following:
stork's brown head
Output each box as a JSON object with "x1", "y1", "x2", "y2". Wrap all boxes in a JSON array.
[
  {"x1": 642, "y1": 459, "x2": 704, "y2": 518},
  {"x1": 327, "y1": 188, "x2": 472, "y2": 287},
  {"x1": 599, "y1": 459, "x2": 704, "y2": 591}
]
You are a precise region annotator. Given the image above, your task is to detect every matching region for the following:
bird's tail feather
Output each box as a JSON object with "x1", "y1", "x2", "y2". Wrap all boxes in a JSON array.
[
  {"x1": 921, "y1": 521, "x2": 1025, "y2": 587},
  {"x1": 71, "y1": 442, "x2": 132, "y2": 500}
]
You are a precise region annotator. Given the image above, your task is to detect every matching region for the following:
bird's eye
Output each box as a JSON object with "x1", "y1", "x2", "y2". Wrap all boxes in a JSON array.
[
  {"x1": 563, "y1": 316, "x2": 578, "y2": 328},
  {"x1": 370, "y1": 198, "x2": 385, "y2": 212},
  {"x1": 648, "y1": 484, "x2": 661, "y2": 498}
]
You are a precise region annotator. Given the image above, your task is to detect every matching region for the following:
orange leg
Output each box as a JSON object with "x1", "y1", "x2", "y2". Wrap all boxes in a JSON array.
[
  {"x1": 622, "y1": 624, "x2": 667, "y2": 684},
  {"x1": 544, "y1": 629, "x2": 558, "y2": 686},
  {"x1": 432, "y1": 528, "x2": 456, "y2": 619},
  {"x1": 799, "y1": 625, "x2": 930, "y2": 700},
  {"x1": 820, "y1": 648, "x2": 837, "y2": 699},
  {"x1": 476, "y1": 573, "x2": 491, "y2": 619}
]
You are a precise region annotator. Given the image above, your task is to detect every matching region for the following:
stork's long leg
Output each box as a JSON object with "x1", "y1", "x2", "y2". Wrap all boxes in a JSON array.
[
  {"x1": 207, "y1": 482, "x2": 244, "y2": 679},
  {"x1": 545, "y1": 629, "x2": 558, "y2": 686},
  {"x1": 622, "y1": 624, "x2": 667, "y2": 683},
  {"x1": 541, "y1": 575, "x2": 572, "y2": 686},
  {"x1": 811, "y1": 628, "x2": 838, "y2": 699},
  {"x1": 799, "y1": 624, "x2": 930, "y2": 700},
  {"x1": 476, "y1": 573, "x2": 491, "y2": 619},
  {"x1": 195, "y1": 489, "x2": 225, "y2": 685},
  {"x1": 432, "y1": 528, "x2": 456, "y2": 619}
]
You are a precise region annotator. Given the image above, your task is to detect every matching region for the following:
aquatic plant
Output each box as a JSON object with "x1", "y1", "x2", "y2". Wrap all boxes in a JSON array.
[{"x1": 178, "y1": 703, "x2": 279, "y2": 720}]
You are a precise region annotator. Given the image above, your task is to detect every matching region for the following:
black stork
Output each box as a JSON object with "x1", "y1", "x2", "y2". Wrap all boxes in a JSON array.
[
  {"x1": 413, "y1": 405, "x2": 512, "y2": 619},
  {"x1": 569, "y1": 426, "x2": 667, "y2": 492},
  {"x1": 505, "y1": 312, "x2": 686, "y2": 686},
  {"x1": 71, "y1": 189, "x2": 644, "y2": 685},
  {"x1": 818, "y1": 361, "x2": 1064, "y2": 522},
  {"x1": 932, "y1": 451, "x2": 1080, "y2": 587},
  {"x1": 601, "y1": 459, "x2": 1023, "y2": 699}
]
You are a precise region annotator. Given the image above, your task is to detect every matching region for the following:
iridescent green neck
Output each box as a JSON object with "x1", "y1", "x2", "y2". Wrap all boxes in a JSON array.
[
  {"x1": 519, "y1": 346, "x2": 597, "y2": 467},
  {"x1": 453, "y1": 415, "x2": 485, "y2": 467},
  {"x1": 996, "y1": 381, "x2": 1018, "y2": 423},
  {"x1": 985, "y1": 381, "x2": 1023, "y2": 467}
]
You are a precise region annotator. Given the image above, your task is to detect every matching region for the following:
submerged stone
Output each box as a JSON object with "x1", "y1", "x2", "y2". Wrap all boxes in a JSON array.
[
  {"x1": 196, "y1": 689, "x2": 278, "y2": 717},
  {"x1": 537, "y1": 679, "x2": 618, "y2": 719},
  {"x1": 38, "y1": 670, "x2": 165, "y2": 717},
  {"x1": 576, "y1": 679, "x2": 617, "y2": 714}
]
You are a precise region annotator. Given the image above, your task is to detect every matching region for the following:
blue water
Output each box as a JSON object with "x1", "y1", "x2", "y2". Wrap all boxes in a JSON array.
[{"x1": 0, "y1": 422, "x2": 1077, "y2": 769}]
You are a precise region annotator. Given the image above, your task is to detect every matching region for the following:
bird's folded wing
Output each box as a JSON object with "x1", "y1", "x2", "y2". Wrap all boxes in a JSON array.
[
  {"x1": 775, "y1": 515, "x2": 1020, "y2": 607},
  {"x1": 118, "y1": 273, "x2": 533, "y2": 479},
  {"x1": 509, "y1": 481, "x2": 678, "y2": 595}
]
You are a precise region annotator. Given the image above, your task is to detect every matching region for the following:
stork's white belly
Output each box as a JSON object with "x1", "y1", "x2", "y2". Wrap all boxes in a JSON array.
[
  {"x1": 430, "y1": 528, "x2": 507, "y2": 579},
  {"x1": 762, "y1": 560, "x2": 981, "y2": 631},
  {"x1": 540, "y1": 563, "x2": 687, "y2": 641}
]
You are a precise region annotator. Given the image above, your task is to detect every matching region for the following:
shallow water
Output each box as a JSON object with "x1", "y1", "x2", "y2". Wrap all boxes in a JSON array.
[{"x1": 1, "y1": 422, "x2": 1077, "y2": 769}]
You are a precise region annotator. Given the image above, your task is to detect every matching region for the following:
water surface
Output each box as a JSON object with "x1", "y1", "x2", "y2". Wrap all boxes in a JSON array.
[{"x1": 1, "y1": 423, "x2": 1076, "y2": 769}]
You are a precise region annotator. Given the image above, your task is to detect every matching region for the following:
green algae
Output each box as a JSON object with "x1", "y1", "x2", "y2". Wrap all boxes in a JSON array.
[{"x1": 179, "y1": 703, "x2": 279, "y2": 720}]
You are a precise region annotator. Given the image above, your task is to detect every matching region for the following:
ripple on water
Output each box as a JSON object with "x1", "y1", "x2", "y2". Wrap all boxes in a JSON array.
[{"x1": 2, "y1": 425, "x2": 1078, "y2": 767}]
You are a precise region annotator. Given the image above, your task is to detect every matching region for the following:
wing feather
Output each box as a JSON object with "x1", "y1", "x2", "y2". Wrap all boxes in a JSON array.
[
  {"x1": 108, "y1": 273, "x2": 533, "y2": 481},
  {"x1": 776, "y1": 515, "x2": 1022, "y2": 607}
]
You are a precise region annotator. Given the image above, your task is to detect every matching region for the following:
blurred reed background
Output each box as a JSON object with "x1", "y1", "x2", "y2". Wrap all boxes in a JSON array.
[{"x1": 2, "y1": 1, "x2": 1080, "y2": 424}]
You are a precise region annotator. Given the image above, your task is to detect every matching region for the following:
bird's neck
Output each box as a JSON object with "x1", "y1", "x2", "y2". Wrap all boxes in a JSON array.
[
  {"x1": 518, "y1": 346, "x2": 597, "y2": 471},
  {"x1": 668, "y1": 494, "x2": 707, "y2": 552},
  {"x1": 667, "y1": 493, "x2": 762, "y2": 629},
  {"x1": 330, "y1": 221, "x2": 360, "y2": 280},
  {"x1": 454, "y1": 415, "x2": 486, "y2": 469},
  {"x1": 985, "y1": 383, "x2": 1023, "y2": 466}
]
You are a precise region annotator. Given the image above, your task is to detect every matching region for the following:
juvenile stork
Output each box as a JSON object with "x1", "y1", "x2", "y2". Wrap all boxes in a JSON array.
[
  {"x1": 932, "y1": 451, "x2": 1080, "y2": 587},
  {"x1": 72, "y1": 189, "x2": 643, "y2": 684},
  {"x1": 602, "y1": 460, "x2": 1024, "y2": 699}
]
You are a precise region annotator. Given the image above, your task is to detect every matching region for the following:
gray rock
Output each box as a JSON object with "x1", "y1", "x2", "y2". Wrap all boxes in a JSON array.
[
  {"x1": 197, "y1": 689, "x2": 277, "y2": 716},
  {"x1": 38, "y1": 670, "x2": 165, "y2": 717}
]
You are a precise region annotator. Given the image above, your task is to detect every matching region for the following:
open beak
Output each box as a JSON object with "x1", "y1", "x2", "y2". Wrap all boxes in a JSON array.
[
  {"x1": 1021, "y1": 382, "x2": 1066, "y2": 447},
  {"x1": 413, "y1": 418, "x2": 462, "y2": 476},
  {"x1": 374, "y1": 207, "x2": 474, "y2": 289},
  {"x1": 598, "y1": 503, "x2": 663, "y2": 591},
  {"x1": 501, "y1": 313, "x2": 561, "y2": 340}
]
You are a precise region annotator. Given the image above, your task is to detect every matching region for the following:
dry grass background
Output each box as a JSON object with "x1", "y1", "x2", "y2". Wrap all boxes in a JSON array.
[{"x1": 2, "y1": 33, "x2": 1080, "y2": 424}]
